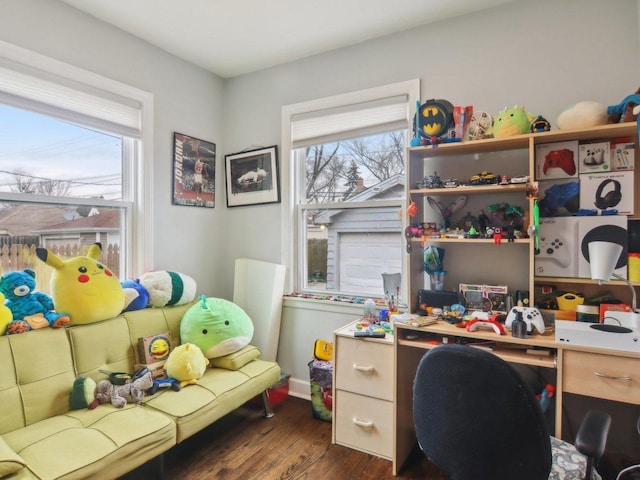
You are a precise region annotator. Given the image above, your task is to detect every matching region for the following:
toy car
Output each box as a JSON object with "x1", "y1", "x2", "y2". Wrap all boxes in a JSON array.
[
  {"x1": 147, "y1": 377, "x2": 181, "y2": 394},
  {"x1": 469, "y1": 171, "x2": 499, "y2": 185},
  {"x1": 419, "y1": 173, "x2": 444, "y2": 189},
  {"x1": 510, "y1": 175, "x2": 530, "y2": 184},
  {"x1": 443, "y1": 178, "x2": 459, "y2": 188}
]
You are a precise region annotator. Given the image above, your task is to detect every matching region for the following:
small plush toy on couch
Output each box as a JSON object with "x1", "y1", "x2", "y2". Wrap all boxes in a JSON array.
[
  {"x1": 0, "y1": 269, "x2": 70, "y2": 334},
  {"x1": 95, "y1": 370, "x2": 154, "y2": 408}
]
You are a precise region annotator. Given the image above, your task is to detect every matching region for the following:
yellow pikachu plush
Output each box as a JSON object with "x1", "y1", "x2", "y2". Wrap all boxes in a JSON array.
[{"x1": 36, "y1": 242, "x2": 125, "y2": 325}]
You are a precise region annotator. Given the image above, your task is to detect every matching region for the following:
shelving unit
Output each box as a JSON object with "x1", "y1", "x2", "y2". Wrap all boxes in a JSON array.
[{"x1": 404, "y1": 122, "x2": 639, "y2": 312}]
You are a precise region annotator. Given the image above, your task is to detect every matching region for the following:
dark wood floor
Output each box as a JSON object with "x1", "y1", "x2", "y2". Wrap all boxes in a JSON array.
[{"x1": 120, "y1": 396, "x2": 446, "y2": 480}]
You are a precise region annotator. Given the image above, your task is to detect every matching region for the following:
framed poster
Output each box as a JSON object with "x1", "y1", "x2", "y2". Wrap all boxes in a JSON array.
[
  {"x1": 225, "y1": 145, "x2": 280, "y2": 207},
  {"x1": 173, "y1": 132, "x2": 216, "y2": 207}
]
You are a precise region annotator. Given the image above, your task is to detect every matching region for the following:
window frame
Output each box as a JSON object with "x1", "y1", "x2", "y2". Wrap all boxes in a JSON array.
[
  {"x1": 0, "y1": 40, "x2": 154, "y2": 278},
  {"x1": 281, "y1": 80, "x2": 420, "y2": 296}
]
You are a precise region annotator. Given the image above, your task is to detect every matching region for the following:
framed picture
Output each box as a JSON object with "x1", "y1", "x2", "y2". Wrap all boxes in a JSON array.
[
  {"x1": 225, "y1": 145, "x2": 280, "y2": 207},
  {"x1": 172, "y1": 132, "x2": 216, "y2": 208}
]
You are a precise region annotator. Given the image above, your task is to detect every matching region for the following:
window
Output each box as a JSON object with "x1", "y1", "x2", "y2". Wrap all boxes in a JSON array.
[
  {"x1": 0, "y1": 41, "x2": 153, "y2": 291},
  {"x1": 281, "y1": 80, "x2": 420, "y2": 299}
]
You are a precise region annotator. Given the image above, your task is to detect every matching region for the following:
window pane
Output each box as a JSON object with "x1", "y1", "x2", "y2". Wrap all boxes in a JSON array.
[
  {"x1": 303, "y1": 205, "x2": 403, "y2": 297},
  {"x1": 303, "y1": 130, "x2": 405, "y2": 204},
  {"x1": 0, "y1": 201, "x2": 123, "y2": 295},
  {"x1": 0, "y1": 104, "x2": 122, "y2": 199}
]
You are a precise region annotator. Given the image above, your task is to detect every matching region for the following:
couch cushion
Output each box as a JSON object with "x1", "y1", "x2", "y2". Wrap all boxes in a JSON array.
[
  {"x1": 68, "y1": 316, "x2": 135, "y2": 378},
  {"x1": 0, "y1": 436, "x2": 25, "y2": 478},
  {"x1": 209, "y1": 345, "x2": 261, "y2": 370},
  {"x1": 4, "y1": 406, "x2": 175, "y2": 480},
  {"x1": 144, "y1": 359, "x2": 280, "y2": 442},
  {"x1": 0, "y1": 329, "x2": 76, "y2": 435}
]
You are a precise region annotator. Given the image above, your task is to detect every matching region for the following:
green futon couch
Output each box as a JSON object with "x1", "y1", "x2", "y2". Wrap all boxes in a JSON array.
[{"x1": 0, "y1": 302, "x2": 281, "y2": 479}]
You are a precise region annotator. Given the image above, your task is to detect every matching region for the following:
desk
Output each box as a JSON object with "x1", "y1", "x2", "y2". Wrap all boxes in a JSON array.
[{"x1": 393, "y1": 320, "x2": 640, "y2": 475}]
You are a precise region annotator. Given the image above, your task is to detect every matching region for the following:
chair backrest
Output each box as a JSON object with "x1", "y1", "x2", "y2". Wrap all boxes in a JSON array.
[
  {"x1": 233, "y1": 258, "x2": 286, "y2": 362},
  {"x1": 413, "y1": 344, "x2": 552, "y2": 480}
]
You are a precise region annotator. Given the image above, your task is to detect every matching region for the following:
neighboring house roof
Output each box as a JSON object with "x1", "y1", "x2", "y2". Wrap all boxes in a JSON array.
[
  {"x1": 34, "y1": 209, "x2": 120, "y2": 234},
  {"x1": 313, "y1": 173, "x2": 405, "y2": 225},
  {"x1": 0, "y1": 204, "x2": 119, "y2": 237}
]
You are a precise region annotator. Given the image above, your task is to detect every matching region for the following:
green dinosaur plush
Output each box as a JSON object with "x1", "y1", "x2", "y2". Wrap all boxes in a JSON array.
[
  {"x1": 490, "y1": 105, "x2": 535, "y2": 138},
  {"x1": 180, "y1": 295, "x2": 254, "y2": 359}
]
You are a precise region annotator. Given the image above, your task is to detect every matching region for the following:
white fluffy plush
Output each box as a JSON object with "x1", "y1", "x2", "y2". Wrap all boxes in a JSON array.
[
  {"x1": 556, "y1": 101, "x2": 608, "y2": 130},
  {"x1": 138, "y1": 271, "x2": 197, "y2": 308}
]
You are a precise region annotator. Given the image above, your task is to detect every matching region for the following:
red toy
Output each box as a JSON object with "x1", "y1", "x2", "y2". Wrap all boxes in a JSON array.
[{"x1": 465, "y1": 318, "x2": 506, "y2": 335}]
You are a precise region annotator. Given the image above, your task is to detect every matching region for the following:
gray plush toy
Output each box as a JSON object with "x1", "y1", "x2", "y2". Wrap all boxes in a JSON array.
[{"x1": 96, "y1": 371, "x2": 153, "y2": 408}]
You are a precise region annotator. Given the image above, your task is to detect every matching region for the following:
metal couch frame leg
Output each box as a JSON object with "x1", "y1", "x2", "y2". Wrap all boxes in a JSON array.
[{"x1": 262, "y1": 390, "x2": 275, "y2": 418}]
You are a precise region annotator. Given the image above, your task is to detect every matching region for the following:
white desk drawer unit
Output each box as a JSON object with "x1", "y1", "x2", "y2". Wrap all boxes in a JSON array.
[{"x1": 332, "y1": 321, "x2": 394, "y2": 459}]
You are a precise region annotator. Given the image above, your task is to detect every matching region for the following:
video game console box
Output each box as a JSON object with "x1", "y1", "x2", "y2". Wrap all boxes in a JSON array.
[
  {"x1": 579, "y1": 170, "x2": 634, "y2": 215},
  {"x1": 535, "y1": 217, "x2": 579, "y2": 277},
  {"x1": 578, "y1": 141, "x2": 611, "y2": 174},
  {"x1": 536, "y1": 216, "x2": 629, "y2": 279},
  {"x1": 535, "y1": 141, "x2": 579, "y2": 180}
]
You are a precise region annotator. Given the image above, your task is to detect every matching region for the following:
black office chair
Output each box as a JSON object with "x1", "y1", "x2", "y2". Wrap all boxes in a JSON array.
[{"x1": 413, "y1": 344, "x2": 611, "y2": 480}]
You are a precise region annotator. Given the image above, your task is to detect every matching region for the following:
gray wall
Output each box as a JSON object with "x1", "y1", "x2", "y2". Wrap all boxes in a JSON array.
[{"x1": 1, "y1": 0, "x2": 639, "y2": 393}]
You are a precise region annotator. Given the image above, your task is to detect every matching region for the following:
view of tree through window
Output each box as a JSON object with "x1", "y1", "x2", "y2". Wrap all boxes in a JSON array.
[
  {"x1": 0, "y1": 104, "x2": 128, "y2": 292},
  {"x1": 301, "y1": 130, "x2": 405, "y2": 296}
]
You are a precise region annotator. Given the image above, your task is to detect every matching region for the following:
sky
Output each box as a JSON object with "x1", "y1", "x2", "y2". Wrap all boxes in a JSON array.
[{"x1": 0, "y1": 104, "x2": 122, "y2": 199}]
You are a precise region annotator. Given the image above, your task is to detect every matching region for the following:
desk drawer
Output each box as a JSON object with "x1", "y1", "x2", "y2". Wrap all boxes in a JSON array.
[
  {"x1": 335, "y1": 337, "x2": 393, "y2": 400},
  {"x1": 334, "y1": 390, "x2": 393, "y2": 459},
  {"x1": 563, "y1": 350, "x2": 640, "y2": 405}
]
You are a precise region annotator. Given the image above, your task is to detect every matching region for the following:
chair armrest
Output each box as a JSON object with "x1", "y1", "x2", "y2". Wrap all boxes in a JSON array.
[{"x1": 575, "y1": 410, "x2": 611, "y2": 460}]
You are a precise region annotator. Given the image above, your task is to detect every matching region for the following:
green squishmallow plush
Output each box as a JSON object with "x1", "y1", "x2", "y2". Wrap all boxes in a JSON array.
[
  {"x1": 491, "y1": 105, "x2": 535, "y2": 138},
  {"x1": 180, "y1": 295, "x2": 254, "y2": 359}
]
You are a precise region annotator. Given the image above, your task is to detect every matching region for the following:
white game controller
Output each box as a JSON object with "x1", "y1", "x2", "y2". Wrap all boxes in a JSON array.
[
  {"x1": 535, "y1": 234, "x2": 570, "y2": 267},
  {"x1": 583, "y1": 147, "x2": 605, "y2": 166},
  {"x1": 505, "y1": 307, "x2": 545, "y2": 334}
]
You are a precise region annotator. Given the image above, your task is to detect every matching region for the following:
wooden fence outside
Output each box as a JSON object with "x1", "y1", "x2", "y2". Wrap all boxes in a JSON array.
[{"x1": 0, "y1": 243, "x2": 120, "y2": 295}]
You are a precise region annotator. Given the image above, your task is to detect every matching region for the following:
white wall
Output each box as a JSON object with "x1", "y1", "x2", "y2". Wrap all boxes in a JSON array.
[
  {"x1": 0, "y1": 0, "x2": 227, "y2": 297},
  {"x1": 222, "y1": 0, "x2": 640, "y2": 392}
]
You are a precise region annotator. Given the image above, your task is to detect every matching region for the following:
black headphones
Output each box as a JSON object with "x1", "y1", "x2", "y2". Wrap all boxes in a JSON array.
[{"x1": 594, "y1": 179, "x2": 622, "y2": 209}]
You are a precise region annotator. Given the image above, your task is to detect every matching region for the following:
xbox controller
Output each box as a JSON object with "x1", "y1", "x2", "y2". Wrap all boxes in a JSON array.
[
  {"x1": 583, "y1": 147, "x2": 605, "y2": 166},
  {"x1": 465, "y1": 318, "x2": 506, "y2": 335},
  {"x1": 543, "y1": 149, "x2": 576, "y2": 176},
  {"x1": 505, "y1": 307, "x2": 545, "y2": 334},
  {"x1": 535, "y1": 234, "x2": 570, "y2": 267}
]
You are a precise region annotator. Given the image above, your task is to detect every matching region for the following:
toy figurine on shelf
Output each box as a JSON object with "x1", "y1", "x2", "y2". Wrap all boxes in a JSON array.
[
  {"x1": 477, "y1": 210, "x2": 490, "y2": 234},
  {"x1": 427, "y1": 196, "x2": 467, "y2": 229}
]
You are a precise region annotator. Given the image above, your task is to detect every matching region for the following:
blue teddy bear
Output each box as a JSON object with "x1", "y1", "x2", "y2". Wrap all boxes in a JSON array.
[{"x1": 0, "y1": 269, "x2": 70, "y2": 335}]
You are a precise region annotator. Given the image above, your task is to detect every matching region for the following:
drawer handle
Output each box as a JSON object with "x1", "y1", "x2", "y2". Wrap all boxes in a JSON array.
[
  {"x1": 352, "y1": 363, "x2": 374, "y2": 373},
  {"x1": 352, "y1": 417, "x2": 374, "y2": 429},
  {"x1": 594, "y1": 371, "x2": 632, "y2": 381}
]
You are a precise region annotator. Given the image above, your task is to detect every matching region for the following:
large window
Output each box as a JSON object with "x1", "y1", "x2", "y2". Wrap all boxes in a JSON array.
[
  {"x1": 0, "y1": 41, "x2": 153, "y2": 291},
  {"x1": 282, "y1": 80, "x2": 419, "y2": 298}
]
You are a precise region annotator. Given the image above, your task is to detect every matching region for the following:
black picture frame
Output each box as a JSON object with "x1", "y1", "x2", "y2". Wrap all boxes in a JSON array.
[
  {"x1": 172, "y1": 132, "x2": 216, "y2": 208},
  {"x1": 225, "y1": 145, "x2": 280, "y2": 207}
]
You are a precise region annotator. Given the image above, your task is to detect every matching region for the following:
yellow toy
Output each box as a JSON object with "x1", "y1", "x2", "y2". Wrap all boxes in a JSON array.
[
  {"x1": 0, "y1": 266, "x2": 12, "y2": 335},
  {"x1": 35, "y1": 242, "x2": 125, "y2": 325},
  {"x1": 0, "y1": 291, "x2": 13, "y2": 335},
  {"x1": 165, "y1": 343, "x2": 209, "y2": 388}
]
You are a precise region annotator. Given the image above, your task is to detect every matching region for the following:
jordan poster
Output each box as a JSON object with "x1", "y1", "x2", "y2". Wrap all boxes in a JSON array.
[{"x1": 173, "y1": 132, "x2": 216, "y2": 208}]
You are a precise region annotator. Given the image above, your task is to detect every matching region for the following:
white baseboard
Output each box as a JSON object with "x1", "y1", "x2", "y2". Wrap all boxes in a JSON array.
[{"x1": 287, "y1": 377, "x2": 311, "y2": 401}]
